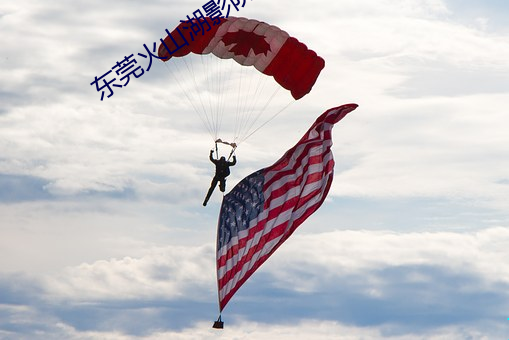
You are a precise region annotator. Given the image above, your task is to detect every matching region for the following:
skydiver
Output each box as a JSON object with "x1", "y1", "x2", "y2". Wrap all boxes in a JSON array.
[{"x1": 203, "y1": 149, "x2": 236, "y2": 206}]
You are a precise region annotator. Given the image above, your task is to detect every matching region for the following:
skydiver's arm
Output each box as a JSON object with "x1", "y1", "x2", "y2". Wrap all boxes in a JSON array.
[
  {"x1": 229, "y1": 156, "x2": 237, "y2": 166},
  {"x1": 209, "y1": 150, "x2": 215, "y2": 162}
]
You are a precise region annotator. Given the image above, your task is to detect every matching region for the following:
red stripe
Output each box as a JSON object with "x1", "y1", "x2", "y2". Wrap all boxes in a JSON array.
[
  {"x1": 217, "y1": 219, "x2": 266, "y2": 267},
  {"x1": 267, "y1": 151, "x2": 329, "y2": 186},
  {"x1": 218, "y1": 219, "x2": 289, "y2": 289},
  {"x1": 217, "y1": 153, "x2": 327, "y2": 266},
  {"x1": 218, "y1": 166, "x2": 333, "y2": 289},
  {"x1": 217, "y1": 153, "x2": 333, "y2": 268},
  {"x1": 265, "y1": 120, "x2": 333, "y2": 170},
  {"x1": 218, "y1": 193, "x2": 332, "y2": 311},
  {"x1": 264, "y1": 138, "x2": 332, "y2": 188},
  {"x1": 267, "y1": 154, "x2": 332, "y2": 201},
  {"x1": 219, "y1": 243, "x2": 278, "y2": 310},
  {"x1": 265, "y1": 130, "x2": 320, "y2": 172},
  {"x1": 217, "y1": 197, "x2": 294, "y2": 269}
]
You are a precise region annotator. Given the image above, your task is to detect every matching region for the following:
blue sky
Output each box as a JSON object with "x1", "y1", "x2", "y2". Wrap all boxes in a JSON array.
[{"x1": 1, "y1": 0, "x2": 509, "y2": 339}]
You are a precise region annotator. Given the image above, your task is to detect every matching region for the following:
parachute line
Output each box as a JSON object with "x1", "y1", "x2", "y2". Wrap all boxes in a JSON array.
[
  {"x1": 240, "y1": 100, "x2": 295, "y2": 143},
  {"x1": 182, "y1": 57, "x2": 215, "y2": 139},
  {"x1": 163, "y1": 61, "x2": 215, "y2": 141}
]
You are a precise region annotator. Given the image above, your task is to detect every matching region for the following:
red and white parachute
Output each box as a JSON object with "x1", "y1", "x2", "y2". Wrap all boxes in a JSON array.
[{"x1": 158, "y1": 17, "x2": 325, "y2": 147}]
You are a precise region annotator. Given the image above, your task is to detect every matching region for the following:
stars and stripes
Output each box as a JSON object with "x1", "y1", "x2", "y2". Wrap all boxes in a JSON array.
[{"x1": 216, "y1": 103, "x2": 358, "y2": 311}]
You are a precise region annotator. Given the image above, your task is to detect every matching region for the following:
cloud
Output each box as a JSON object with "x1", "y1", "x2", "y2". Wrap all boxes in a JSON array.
[
  {"x1": 1, "y1": 0, "x2": 508, "y2": 338},
  {"x1": 31, "y1": 319, "x2": 505, "y2": 340},
  {"x1": 1, "y1": 227, "x2": 503, "y2": 337},
  {"x1": 0, "y1": 304, "x2": 498, "y2": 340},
  {"x1": 269, "y1": 227, "x2": 509, "y2": 287},
  {"x1": 43, "y1": 245, "x2": 216, "y2": 302},
  {"x1": 2, "y1": 0, "x2": 508, "y2": 211},
  {"x1": 329, "y1": 93, "x2": 509, "y2": 209}
]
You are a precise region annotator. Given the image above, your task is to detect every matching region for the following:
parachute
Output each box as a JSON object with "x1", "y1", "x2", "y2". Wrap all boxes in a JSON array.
[{"x1": 158, "y1": 17, "x2": 325, "y2": 147}]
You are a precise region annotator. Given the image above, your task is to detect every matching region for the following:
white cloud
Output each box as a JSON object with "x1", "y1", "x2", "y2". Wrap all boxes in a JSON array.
[
  {"x1": 36, "y1": 227, "x2": 509, "y2": 314},
  {"x1": 329, "y1": 93, "x2": 509, "y2": 210},
  {"x1": 142, "y1": 320, "x2": 502, "y2": 340},
  {"x1": 1, "y1": 225, "x2": 508, "y2": 338},
  {"x1": 6, "y1": 318, "x2": 503, "y2": 340},
  {"x1": 1, "y1": 0, "x2": 509, "y2": 338},
  {"x1": 2, "y1": 0, "x2": 508, "y2": 210},
  {"x1": 267, "y1": 227, "x2": 509, "y2": 292},
  {"x1": 44, "y1": 245, "x2": 216, "y2": 302}
]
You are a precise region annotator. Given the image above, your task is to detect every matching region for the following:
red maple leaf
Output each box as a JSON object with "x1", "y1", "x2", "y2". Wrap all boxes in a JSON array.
[{"x1": 221, "y1": 30, "x2": 271, "y2": 57}]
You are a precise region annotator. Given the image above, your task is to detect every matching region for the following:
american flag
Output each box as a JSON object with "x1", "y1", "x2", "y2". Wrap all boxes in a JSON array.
[{"x1": 216, "y1": 104, "x2": 358, "y2": 311}]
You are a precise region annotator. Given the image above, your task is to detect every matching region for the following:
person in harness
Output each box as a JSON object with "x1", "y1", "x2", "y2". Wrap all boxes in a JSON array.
[{"x1": 203, "y1": 148, "x2": 237, "y2": 206}]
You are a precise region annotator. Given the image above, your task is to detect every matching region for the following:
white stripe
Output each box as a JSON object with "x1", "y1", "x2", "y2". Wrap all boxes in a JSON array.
[
  {"x1": 218, "y1": 166, "x2": 334, "y2": 281},
  {"x1": 263, "y1": 145, "x2": 327, "y2": 187},
  {"x1": 218, "y1": 223, "x2": 267, "y2": 280},
  {"x1": 264, "y1": 151, "x2": 333, "y2": 195},
  {"x1": 219, "y1": 180, "x2": 333, "y2": 297},
  {"x1": 217, "y1": 151, "x2": 333, "y2": 275},
  {"x1": 217, "y1": 227, "x2": 251, "y2": 260},
  {"x1": 219, "y1": 233, "x2": 284, "y2": 298},
  {"x1": 264, "y1": 127, "x2": 333, "y2": 183}
]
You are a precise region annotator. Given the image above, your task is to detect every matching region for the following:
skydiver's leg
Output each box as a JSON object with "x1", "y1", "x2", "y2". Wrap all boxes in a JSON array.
[
  {"x1": 203, "y1": 178, "x2": 219, "y2": 206},
  {"x1": 219, "y1": 178, "x2": 226, "y2": 192}
]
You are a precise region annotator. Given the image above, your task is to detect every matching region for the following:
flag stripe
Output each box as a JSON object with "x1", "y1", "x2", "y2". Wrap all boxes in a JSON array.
[
  {"x1": 217, "y1": 160, "x2": 334, "y2": 287},
  {"x1": 219, "y1": 195, "x2": 332, "y2": 309},
  {"x1": 216, "y1": 157, "x2": 333, "y2": 268},
  {"x1": 218, "y1": 155, "x2": 333, "y2": 288},
  {"x1": 218, "y1": 163, "x2": 332, "y2": 282},
  {"x1": 266, "y1": 154, "x2": 333, "y2": 200},
  {"x1": 218, "y1": 177, "x2": 333, "y2": 293},
  {"x1": 216, "y1": 104, "x2": 357, "y2": 311},
  {"x1": 264, "y1": 139, "x2": 332, "y2": 185}
]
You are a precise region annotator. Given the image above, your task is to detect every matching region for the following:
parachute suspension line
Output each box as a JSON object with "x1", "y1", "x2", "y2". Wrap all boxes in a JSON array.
[
  {"x1": 244, "y1": 82, "x2": 282, "y2": 134},
  {"x1": 210, "y1": 55, "x2": 221, "y2": 140},
  {"x1": 238, "y1": 66, "x2": 254, "y2": 139},
  {"x1": 238, "y1": 81, "x2": 289, "y2": 145},
  {"x1": 181, "y1": 57, "x2": 216, "y2": 141},
  {"x1": 235, "y1": 71, "x2": 273, "y2": 144},
  {"x1": 240, "y1": 99, "x2": 295, "y2": 144},
  {"x1": 229, "y1": 64, "x2": 282, "y2": 146},
  {"x1": 235, "y1": 66, "x2": 263, "y2": 144},
  {"x1": 199, "y1": 54, "x2": 218, "y2": 140},
  {"x1": 216, "y1": 58, "x2": 235, "y2": 142},
  {"x1": 237, "y1": 68, "x2": 303, "y2": 143},
  {"x1": 234, "y1": 63, "x2": 245, "y2": 143},
  {"x1": 163, "y1": 61, "x2": 215, "y2": 140},
  {"x1": 200, "y1": 54, "x2": 236, "y2": 143},
  {"x1": 209, "y1": 55, "x2": 219, "y2": 140},
  {"x1": 200, "y1": 54, "x2": 217, "y2": 140}
]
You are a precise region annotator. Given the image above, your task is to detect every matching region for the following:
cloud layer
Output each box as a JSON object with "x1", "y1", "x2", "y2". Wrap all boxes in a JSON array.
[
  {"x1": 1, "y1": 228, "x2": 508, "y2": 338},
  {"x1": 1, "y1": 0, "x2": 508, "y2": 338}
]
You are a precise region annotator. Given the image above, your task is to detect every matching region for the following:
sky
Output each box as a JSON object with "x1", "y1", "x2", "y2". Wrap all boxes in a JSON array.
[{"x1": 1, "y1": 0, "x2": 508, "y2": 339}]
